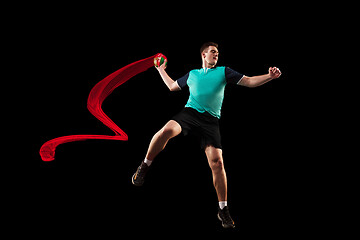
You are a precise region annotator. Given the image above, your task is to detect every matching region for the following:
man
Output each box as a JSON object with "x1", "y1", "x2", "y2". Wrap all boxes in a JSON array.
[{"x1": 132, "y1": 42, "x2": 282, "y2": 228}]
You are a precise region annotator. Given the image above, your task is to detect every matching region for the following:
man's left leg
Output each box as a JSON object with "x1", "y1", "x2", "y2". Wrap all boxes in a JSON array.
[
  {"x1": 205, "y1": 145, "x2": 235, "y2": 229},
  {"x1": 205, "y1": 146, "x2": 227, "y2": 201}
]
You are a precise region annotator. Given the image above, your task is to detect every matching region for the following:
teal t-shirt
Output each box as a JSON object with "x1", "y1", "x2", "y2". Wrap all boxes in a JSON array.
[{"x1": 176, "y1": 66, "x2": 244, "y2": 119}]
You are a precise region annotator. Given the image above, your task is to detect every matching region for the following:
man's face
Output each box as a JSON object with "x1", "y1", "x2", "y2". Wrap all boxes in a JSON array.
[{"x1": 202, "y1": 46, "x2": 219, "y2": 67}]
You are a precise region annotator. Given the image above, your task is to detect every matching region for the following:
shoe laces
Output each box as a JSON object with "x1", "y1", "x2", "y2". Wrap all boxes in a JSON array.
[
  {"x1": 136, "y1": 163, "x2": 148, "y2": 178},
  {"x1": 220, "y1": 207, "x2": 233, "y2": 223}
]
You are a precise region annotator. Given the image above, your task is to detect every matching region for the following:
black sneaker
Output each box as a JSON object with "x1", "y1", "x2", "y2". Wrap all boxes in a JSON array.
[
  {"x1": 217, "y1": 206, "x2": 235, "y2": 229},
  {"x1": 131, "y1": 162, "x2": 149, "y2": 186}
]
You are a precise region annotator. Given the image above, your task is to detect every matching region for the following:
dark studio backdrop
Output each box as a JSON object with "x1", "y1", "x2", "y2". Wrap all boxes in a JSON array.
[{"x1": 36, "y1": 4, "x2": 317, "y2": 236}]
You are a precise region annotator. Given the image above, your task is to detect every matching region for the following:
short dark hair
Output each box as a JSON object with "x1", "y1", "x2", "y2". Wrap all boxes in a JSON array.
[{"x1": 200, "y1": 42, "x2": 218, "y2": 54}]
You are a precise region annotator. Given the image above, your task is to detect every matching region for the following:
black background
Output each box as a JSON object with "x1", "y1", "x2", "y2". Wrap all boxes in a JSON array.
[{"x1": 35, "y1": 3, "x2": 321, "y2": 236}]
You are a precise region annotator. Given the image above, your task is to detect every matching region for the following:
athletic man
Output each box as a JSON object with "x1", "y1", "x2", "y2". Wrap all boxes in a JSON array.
[{"x1": 132, "y1": 42, "x2": 282, "y2": 228}]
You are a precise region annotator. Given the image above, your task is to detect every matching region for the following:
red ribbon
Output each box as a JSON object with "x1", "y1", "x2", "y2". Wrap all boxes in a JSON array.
[{"x1": 40, "y1": 53, "x2": 165, "y2": 161}]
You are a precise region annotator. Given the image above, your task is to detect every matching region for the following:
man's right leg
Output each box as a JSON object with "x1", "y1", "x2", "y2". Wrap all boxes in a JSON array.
[
  {"x1": 132, "y1": 120, "x2": 182, "y2": 186},
  {"x1": 145, "y1": 120, "x2": 182, "y2": 161}
]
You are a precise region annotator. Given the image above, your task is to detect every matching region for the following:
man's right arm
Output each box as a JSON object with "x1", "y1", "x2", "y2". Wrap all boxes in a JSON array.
[{"x1": 156, "y1": 63, "x2": 181, "y2": 92}]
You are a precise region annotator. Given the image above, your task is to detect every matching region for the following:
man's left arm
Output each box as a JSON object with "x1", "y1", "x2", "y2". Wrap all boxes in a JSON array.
[{"x1": 239, "y1": 67, "x2": 281, "y2": 88}]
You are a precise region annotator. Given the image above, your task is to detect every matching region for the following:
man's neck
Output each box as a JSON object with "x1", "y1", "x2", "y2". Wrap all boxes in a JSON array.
[{"x1": 202, "y1": 62, "x2": 216, "y2": 69}]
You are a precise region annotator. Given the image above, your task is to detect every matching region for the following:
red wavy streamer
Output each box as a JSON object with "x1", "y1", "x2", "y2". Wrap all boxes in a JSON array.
[{"x1": 40, "y1": 53, "x2": 165, "y2": 161}]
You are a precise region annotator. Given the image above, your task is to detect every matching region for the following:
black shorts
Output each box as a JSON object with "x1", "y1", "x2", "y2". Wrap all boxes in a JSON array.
[{"x1": 171, "y1": 107, "x2": 222, "y2": 149}]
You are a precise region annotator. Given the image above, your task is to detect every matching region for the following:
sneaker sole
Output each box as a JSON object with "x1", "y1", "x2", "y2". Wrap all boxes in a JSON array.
[
  {"x1": 131, "y1": 173, "x2": 143, "y2": 187},
  {"x1": 217, "y1": 213, "x2": 235, "y2": 229}
]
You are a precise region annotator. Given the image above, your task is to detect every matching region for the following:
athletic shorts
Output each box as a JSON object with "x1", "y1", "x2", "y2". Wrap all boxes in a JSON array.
[{"x1": 171, "y1": 107, "x2": 222, "y2": 149}]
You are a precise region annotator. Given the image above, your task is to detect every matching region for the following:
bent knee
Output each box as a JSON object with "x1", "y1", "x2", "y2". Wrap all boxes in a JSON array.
[
  {"x1": 210, "y1": 157, "x2": 224, "y2": 171},
  {"x1": 159, "y1": 125, "x2": 179, "y2": 139}
]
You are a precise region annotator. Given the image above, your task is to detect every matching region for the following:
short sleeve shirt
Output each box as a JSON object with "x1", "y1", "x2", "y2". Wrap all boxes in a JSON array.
[{"x1": 176, "y1": 66, "x2": 244, "y2": 118}]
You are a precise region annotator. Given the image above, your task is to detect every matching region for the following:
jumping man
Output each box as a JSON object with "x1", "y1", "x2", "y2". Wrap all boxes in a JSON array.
[{"x1": 132, "y1": 42, "x2": 282, "y2": 228}]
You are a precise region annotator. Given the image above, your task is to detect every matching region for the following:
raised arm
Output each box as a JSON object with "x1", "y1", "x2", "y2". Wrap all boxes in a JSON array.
[
  {"x1": 155, "y1": 60, "x2": 181, "y2": 92},
  {"x1": 239, "y1": 67, "x2": 281, "y2": 88}
]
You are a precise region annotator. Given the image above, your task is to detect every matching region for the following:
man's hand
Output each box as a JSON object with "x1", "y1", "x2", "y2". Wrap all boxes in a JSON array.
[
  {"x1": 155, "y1": 58, "x2": 180, "y2": 91},
  {"x1": 269, "y1": 67, "x2": 281, "y2": 79},
  {"x1": 155, "y1": 58, "x2": 167, "y2": 71}
]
